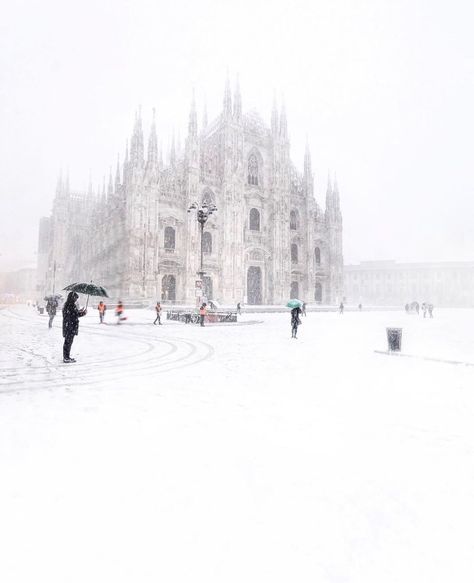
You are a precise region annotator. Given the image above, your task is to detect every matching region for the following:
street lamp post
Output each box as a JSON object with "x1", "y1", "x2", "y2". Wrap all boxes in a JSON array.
[{"x1": 187, "y1": 201, "x2": 217, "y2": 296}]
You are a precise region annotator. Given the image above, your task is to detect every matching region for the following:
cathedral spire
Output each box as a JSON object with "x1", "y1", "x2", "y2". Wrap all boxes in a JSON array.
[
  {"x1": 304, "y1": 137, "x2": 312, "y2": 177},
  {"x1": 279, "y1": 97, "x2": 288, "y2": 139},
  {"x1": 130, "y1": 106, "x2": 144, "y2": 167},
  {"x1": 188, "y1": 90, "x2": 198, "y2": 137},
  {"x1": 159, "y1": 140, "x2": 164, "y2": 169},
  {"x1": 115, "y1": 154, "x2": 121, "y2": 191},
  {"x1": 223, "y1": 72, "x2": 232, "y2": 117},
  {"x1": 271, "y1": 91, "x2": 278, "y2": 136},
  {"x1": 325, "y1": 171, "x2": 333, "y2": 209},
  {"x1": 233, "y1": 74, "x2": 242, "y2": 122},
  {"x1": 87, "y1": 170, "x2": 93, "y2": 198},
  {"x1": 55, "y1": 168, "x2": 63, "y2": 197},
  {"x1": 333, "y1": 171, "x2": 340, "y2": 208},
  {"x1": 147, "y1": 107, "x2": 158, "y2": 167},
  {"x1": 202, "y1": 98, "x2": 208, "y2": 130},
  {"x1": 170, "y1": 132, "x2": 176, "y2": 167},
  {"x1": 107, "y1": 167, "x2": 113, "y2": 196}
]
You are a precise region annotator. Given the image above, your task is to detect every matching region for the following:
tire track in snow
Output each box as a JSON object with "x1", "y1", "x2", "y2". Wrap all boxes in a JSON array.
[{"x1": 0, "y1": 308, "x2": 215, "y2": 393}]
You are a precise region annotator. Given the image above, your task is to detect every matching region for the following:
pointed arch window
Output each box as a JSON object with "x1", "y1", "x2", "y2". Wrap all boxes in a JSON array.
[
  {"x1": 248, "y1": 154, "x2": 259, "y2": 186},
  {"x1": 290, "y1": 210, "x2": 299, "y2": 230},
  {"x1": 249, "y1": 208, "x2": 260, "y2": 231},
  {"x1": 164, "y1": 226, "x2": 175, "y2": 250},
  {"x1": 291, "y1": 243, "x2": 298, "y2": 263},
  {"x1": 202, "y1": 231, "x2": 212, "y2": 254},
  {"x1": 315, "y1": 247, "x2": 321, "y2": 266}
]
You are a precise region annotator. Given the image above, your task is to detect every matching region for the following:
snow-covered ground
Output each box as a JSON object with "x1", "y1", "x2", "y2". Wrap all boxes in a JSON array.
[{"x1": 1, "y1": 305, "x2": 474, "y2": 582}]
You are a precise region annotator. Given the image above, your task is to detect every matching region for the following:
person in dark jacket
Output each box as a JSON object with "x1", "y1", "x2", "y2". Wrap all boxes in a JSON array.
[
  {"x1": 154, "y1": 301, "x2": 162, "y2": 325},
  {"x1": 291, "y1": 306, "x2": 302, "y2": 338},
  {"x1": 46, "y1": 297, "x2": 58, "y2": 329},
  {"x1": 62, "y1": 291, "x2": 87, "y2": 363}
]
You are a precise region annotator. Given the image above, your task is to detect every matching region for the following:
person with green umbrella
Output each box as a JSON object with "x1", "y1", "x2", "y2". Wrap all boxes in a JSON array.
[{"x1": 287, "y1": 299, "x2": 303, "y2": 339}]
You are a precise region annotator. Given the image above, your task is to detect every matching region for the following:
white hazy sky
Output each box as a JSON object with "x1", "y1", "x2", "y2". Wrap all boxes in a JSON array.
[{"x1": 0, "y1": 0, "x2": 473, "y2": 271}]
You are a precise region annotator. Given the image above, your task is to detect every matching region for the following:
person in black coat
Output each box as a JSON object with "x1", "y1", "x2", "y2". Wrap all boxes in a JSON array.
[
  {"x1": 291, "y1": 306, "x2": 302, "y2": 339},
  {"x1": 62, "y1": 291, "x2": 87, "y2": 363}
]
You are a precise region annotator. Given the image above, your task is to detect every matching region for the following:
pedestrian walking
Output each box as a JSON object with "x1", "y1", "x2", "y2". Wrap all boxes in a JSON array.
[
  {"x1": 46, "y1": 297, "x2": 58, "y2": 329},
  {"x1": 236, "y1": 302, "x2": 241, "y2": 315},
  {"x1": 199, "y1": 303, "x2": 207, "y2": 327},
  {"x1": 339, "y1": 302, "x2": 344, "y2": 314},
  {"x1": 62, "y1": 291, "x2": 87, "y2": 363},
  {"x1": 98, "y1": 300, "x2": 107, "y2": 323},
  {"x1": 422, "y1": 302, "x2": 427, "y2": 318},
  {"x1": 291, "y1": 306, "x2": 302, "y2": 338},
  {"x1": 302, "y1": 302, "x2": 307, "y2": 316},
  {"x1": 154, "y1": 301, "x2": 162, "y2": 325},
  {"x1": 116, "y1": 300, "x2": 125, "y2": 324},
  {"x1": 358, "y1": 303, "x2": 362, "y2": 311},
  {"x1": 428, "y1": 303, "x2": 434, "y2": 318}
]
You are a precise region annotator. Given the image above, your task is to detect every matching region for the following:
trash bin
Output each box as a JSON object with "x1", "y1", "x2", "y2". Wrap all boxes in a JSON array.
[{"x1": 386, "y1": 327, "x2": 402, "y2": 351}]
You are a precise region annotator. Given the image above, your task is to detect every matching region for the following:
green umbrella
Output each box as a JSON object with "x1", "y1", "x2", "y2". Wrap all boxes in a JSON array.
[
  {"x1": 286, "y1": 299, "x2": 303, "y2": 308},
  {"x1": 63, "y1": 282, "x2": 109, "y2": 308}
]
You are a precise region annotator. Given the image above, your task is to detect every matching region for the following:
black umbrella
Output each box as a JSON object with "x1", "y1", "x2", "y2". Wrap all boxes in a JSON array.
[
  {"x1": 44, "y1": 293, "x2": 62, "y2": 301},
  {"x1": 63, "y1": 282, "x2": 109, "y2": 308}
]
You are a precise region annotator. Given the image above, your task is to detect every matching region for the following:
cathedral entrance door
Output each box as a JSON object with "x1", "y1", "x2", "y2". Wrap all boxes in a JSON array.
[
  {"x1": 162, "y1": 274, "x2": 176, "y2": 301},
  {"x1": 202, "y1": 276, "x2": 213, "y2": 300},
  {"x1": 314, "y1": 282, "x2": 322, "y2": 303},
  {"x1": 290, "y1": 281, "x2": 299, "y2": 299},
  {"x1": 247, "y1": 266, "x2": 262, "y2": 305}
]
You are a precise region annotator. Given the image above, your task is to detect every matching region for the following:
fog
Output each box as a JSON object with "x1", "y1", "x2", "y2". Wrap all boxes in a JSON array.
[{"x1": 1, "y1": 0, "x2": 473, "y2": 271}]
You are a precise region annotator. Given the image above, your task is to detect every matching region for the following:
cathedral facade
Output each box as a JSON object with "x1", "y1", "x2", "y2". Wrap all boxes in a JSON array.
[{"x1": 37, "y1": 81, "x2": 343, "y2": 306}]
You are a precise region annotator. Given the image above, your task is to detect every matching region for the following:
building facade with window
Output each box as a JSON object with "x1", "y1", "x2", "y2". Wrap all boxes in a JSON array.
[
  {"x1": 344, "y1": 261, "x2": 474, "y2": 307},
  {"x1": 37, "y1": 81, "x2": 343, "y2": 305}
]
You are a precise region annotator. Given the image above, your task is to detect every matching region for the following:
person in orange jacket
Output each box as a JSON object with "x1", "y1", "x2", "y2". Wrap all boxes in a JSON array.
[
  {"x1": 116, "y1": 300, "x2": 125, "y2": 324},
  {"x1": 199, "y1": 303, "x2": 207, "y2": 327},
  {"x1": 98, "y1": 300, "x2": 107, "y2": 323}
]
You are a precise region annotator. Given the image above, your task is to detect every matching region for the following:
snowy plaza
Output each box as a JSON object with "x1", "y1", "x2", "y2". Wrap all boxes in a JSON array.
[{"x1": 1, "y1": 305, "x2": 474, "y2": 582}]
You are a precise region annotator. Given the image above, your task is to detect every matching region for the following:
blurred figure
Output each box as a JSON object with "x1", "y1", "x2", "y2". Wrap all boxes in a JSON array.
[
  {"x1": 291, "y1": 306, "x2": 302, "y2": 338},
  {"x1": 46, "y1": 297, "x2": 58, "y2": 329},
  {"x1": 98, "y1": 300, "x2": 107, "y2": 323},
  {"x1": 116, "y1": 300, "x2": 125, "y2": 324},
  {"x1": 339, "y1": 302, "x2": 344, "y2": 314},
  {"x1": 428, "y1": 303, "x2": 434, "y2": 318},
  {"x1": 199, "y1": 303, "x2": 207, "y2": 327},
  {"x1": 358, "y1": 303, "x2": 362, "y2": 311},
  {"x1": 154, "y1": 301, "x2": 162, "y2": 325},
  {"x1": 62, "y1": 291, "x2": 87, "y2": 363},
  {"x1": 236, "y1": 302, "x2": 241, "y2": 315},
  {"x1": 422, "y1": 302, "x2": 427, "y2": 318},
  {"x1": 301, "y1": 302, "x2": 307, "y2": 316}
]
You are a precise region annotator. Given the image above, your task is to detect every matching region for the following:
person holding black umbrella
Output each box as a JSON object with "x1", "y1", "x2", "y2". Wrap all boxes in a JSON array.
[
  {"x1": 46, "y1": 296, "x2": 58, "y2": 329},
  {"x1": 62, "y1": 291, "x2": 87, "y2": 363}
]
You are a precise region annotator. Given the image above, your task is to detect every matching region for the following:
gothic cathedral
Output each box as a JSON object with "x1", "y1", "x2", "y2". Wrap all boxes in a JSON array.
[{"x1": 37, "y1": 79, "x2": 343, "y2": 305}]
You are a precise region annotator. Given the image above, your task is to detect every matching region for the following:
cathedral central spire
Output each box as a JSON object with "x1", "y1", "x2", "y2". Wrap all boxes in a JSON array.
[{"x1": 223, "y1": 73, "x2": 232, "y2": 117}]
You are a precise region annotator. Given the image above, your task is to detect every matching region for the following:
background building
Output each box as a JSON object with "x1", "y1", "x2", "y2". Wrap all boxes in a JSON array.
[
  {"x1": 344, "y1": 261, "x2": 474, "y2": 307},
  {"x1": 0, "y1": 268, "x2": 36, "y2": 302},
  {"x1": 37, "y1": 81, "x2": 344, "y2": 305}
]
